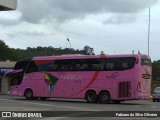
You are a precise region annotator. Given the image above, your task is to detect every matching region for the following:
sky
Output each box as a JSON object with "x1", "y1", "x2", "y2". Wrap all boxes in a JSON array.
[{"x1": 0, "y1": 0, "x2": 160, "y2": 61}]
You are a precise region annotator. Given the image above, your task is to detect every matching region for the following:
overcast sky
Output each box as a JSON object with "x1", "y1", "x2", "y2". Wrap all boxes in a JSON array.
[{"x1": 0, "y1": 0, "x2": 160, "y2": 60}]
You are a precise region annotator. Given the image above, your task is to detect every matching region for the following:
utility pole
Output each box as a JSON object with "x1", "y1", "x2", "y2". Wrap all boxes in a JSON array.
[
  {"x1": 67, "y1": 38, "x2": 71, "y2": 54},
  {"x1": 148, "y1": 7, "x2": 150, "y2": 56}
]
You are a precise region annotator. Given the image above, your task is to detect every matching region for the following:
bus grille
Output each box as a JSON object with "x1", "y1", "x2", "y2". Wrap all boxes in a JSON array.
[{"x1": 118, "y1": 81, "x2": 131, "y2": 98}]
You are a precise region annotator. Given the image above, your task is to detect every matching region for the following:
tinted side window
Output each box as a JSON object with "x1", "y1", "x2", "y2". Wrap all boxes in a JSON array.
[
  {"x1": 53, "y1": 60, "x2": 74, "y2": 71},
  {"x1": 53, "y1": 59, "x2": 90, "y2": 71},
  {"x1": 14, "y1": 58, "x2": 31, "y2": 70},
  {"x1": 90, "y1": 59, "x2": 105, "y2": 70},
  {"x1": 11, "y1": 73, "x2": 23, "y2": 86},
  {"x1": 74, "y1": 59, "x2": 90, "y2": 71},
  {"x1": 26, "y1": 61, "x2": 39, "y2": 73},
  {"x1": 52, "y1": 59, "x2": 105, "y2": 71},
  {"x1": 105, "y1": 57, "x2": 136, "y2": 71},
  {"x1": 46, "y1": 58, "x2": 135, "y2": 71}
]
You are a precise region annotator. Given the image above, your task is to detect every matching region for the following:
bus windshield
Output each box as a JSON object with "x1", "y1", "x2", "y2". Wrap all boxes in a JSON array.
[{"x1": 141, "y1": 58, "x2": 152, "y2": 66}]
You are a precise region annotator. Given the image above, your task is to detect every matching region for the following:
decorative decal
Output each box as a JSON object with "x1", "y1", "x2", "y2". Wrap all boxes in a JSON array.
[
  {"x1": 44, "y1": 73, "x2": 59, "y2": 94},
  {"x1": 70, "y1": 71, "x2": 100, "y2": 96},
  {"x1": 142, "y1": 68, "x2": 151, "y2": 79},
  {"x1": 142, "y1": 68, "x2": 151, "y2": 91},
  {"x1": 35, "y1": 60, "x2": 53, "y2": 71}
]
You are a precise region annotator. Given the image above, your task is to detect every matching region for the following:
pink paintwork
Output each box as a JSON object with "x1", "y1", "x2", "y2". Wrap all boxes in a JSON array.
[{"x1": 7, "y1": 54, "x2": 152, "y2": 101}]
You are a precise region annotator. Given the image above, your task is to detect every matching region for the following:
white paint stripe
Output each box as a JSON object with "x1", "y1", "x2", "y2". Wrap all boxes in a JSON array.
[
  {"x1": 151, "y1": 106, "x2": 157, "y2": 108},
  {"x1": 0, "y1": 98, "x2": 100, "y2": 111}
]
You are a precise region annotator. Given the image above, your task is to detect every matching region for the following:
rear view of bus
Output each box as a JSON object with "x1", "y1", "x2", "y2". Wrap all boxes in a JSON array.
[{"x1": 136, "y1": 54, "x2": 152, "y2": 100}]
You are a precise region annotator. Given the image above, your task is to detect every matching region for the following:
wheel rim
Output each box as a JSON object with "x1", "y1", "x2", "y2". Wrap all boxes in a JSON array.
[
  {"x1": 27, "y1": 92, "x2": 32, "y2": 98},
  {"x1": 102, "y1": 95, "x2": 108, "y2": 101},
  {"x1": 99, "y1": 92, "x2": 111, "y2": 104},
  {"x1": 87, "y1": 91, "x2": 97, "y2": 102},
  {"x1": 88, "y1": 93, "x2": 96, "y2": 101}
]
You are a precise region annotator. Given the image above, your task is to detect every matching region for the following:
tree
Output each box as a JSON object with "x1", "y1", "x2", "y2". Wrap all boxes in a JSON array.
[
  {"x1": 0, "y1": 40, "x2": 18, "y2": 61},
  {"x1": 84, "y1": 45, "x2": 95, "y2": 55},
  {"x1": 0, "y1": 40, "x2": 97, "y2": 61},
  {"x1": 152, "y1": 60, "x2": 160, "y2": 80}
]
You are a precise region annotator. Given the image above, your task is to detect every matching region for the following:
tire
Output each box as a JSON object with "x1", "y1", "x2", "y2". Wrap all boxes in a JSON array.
[
  {"x1": 40, "y1": 97, "x2": 47, "y2": 101},
  {"x1": 99, "y1": 91, "x2": 111, "y2": 104},
  {"x1": 85, "y1": 90, "x2": 98, "y2": 103},
  {"x1": 24, "y1": 89, "x2": 34, "y2": 100}
]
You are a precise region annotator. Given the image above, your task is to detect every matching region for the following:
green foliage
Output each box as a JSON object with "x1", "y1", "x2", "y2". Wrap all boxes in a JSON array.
[
  {"x1": 0, "y1": 40, "x2": 19, "y2": 61},
  {"x1": 152, "y1": 80, "x2": 160, "y2": 92},
  {"x1": 0, "y1": 40, "x2": 160, "y2": 88},
  {"x1": 0, "y1": 40, "x2": 93, "y2": 61},
  {"x1": 84, "y1": 45, "x2": 95, "y2": 55},
  {"x1": 152, "y1": 60, "x2": 160, "y2": 80}
]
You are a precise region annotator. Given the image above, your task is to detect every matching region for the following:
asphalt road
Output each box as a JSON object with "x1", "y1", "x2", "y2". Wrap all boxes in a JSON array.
[{"x1": 0, "y1": 95, "x2": 160, "y2": 120}]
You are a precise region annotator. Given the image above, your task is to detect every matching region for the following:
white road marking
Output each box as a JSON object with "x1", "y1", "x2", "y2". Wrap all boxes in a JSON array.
[
  {"x1": 0, "y1": 98, "x2": 100, "y2": 111},
  {"x1": 0, "y1": 98, "x2": 101, "y2": 120},
  {"x1": 150, "y1": 106, "x2": 157, "y2": 108}
]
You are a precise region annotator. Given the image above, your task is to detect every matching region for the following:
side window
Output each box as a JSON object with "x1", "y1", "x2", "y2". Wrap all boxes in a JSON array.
[
  {"x1": 11, "y1": 73, "x2": 23, "y2": 86},
  {"x1": 53, "y1": 59, "x2": 106, "y2": 71},
  {"x1": 53, "y1": 59, "x2": 91, "y2": 71},
  {"x1": 75, "y1": 59, "x2": 90, "y2": 71},
  {"x1": 26, "y1": 61, "x2": 39, "y2": 73},
  {"x1": 105, "y1": 59, "x2": 117, "y2": 71},
  {"x1": 122, "y1": 58, "x2": 136, "y2": 69},
  {"x1": 75, "y1": 63, "x2": 82, "y2": 70},
  {"x1": 91, "y1": 59, "x2": 105, "y2": 70},
  {"x1": 122, "y1": 62, "x2": 128, "y2": 69},
  {"x1": 53, "y1": 60, "x2": 74, "y2": 71},
  {"x1": 106, "y1": 63, "x2": 114, "y2": 70},
  {"x1": 105, "y1": 57, "x2": 136, "y2": 71},
  {"x1": 14, "y1": 59, "x2": 31, "y2": 71},
  {"x1": 51, "y1": 64, "x2": 59, "y2": 71}
]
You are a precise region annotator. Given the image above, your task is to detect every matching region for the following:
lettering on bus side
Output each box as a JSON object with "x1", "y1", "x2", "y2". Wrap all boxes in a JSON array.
[
  {"x1": 106, "y1": 72, "x2": 119, "y2": 79},
  {"x1": 59, "y1": 74, "x2": 82, "y2": 80}
]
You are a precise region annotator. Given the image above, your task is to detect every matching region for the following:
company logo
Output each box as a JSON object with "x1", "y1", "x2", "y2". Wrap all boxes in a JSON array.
[
  {"x1": 60, "y1": 74, "x2": 82, "y2": 80},
  {"x1": 44, "y1": 73, "x2": 59, "y2": 94},
  {"x1": 2, "y1": 112, "x2": 11, "y2": 117},
  {"x1": 1, "y1": 112, "x2": 42, "y2": 118}
]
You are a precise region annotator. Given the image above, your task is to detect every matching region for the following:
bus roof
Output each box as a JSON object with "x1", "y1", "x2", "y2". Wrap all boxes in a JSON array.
[{"x1": 32, "y1": 54, "x2": 146, "y2": 61}]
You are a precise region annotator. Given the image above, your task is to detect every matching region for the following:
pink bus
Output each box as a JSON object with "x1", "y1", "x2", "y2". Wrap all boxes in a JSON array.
[{"x1": 5, "y1": 54, "x2": 152, "y2": 104}]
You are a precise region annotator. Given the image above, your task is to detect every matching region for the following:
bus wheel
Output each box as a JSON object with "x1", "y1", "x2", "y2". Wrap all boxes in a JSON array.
[
  {"x1": 40, "y1": 97, "x2": 47, "y2": 101},
  {"x1": 85, "y1": 90, "x2": 98, "y2": 103},
  {"x1": 99, "y1": 91, "x2": 111, "y2": 104},
  {"x1": 24, "y1": 89, "x2": 34, "y2": 100}
]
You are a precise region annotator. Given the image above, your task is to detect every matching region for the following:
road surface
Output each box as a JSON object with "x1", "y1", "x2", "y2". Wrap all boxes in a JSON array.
[{"x1": 0, "y1": 95, "x2": 159, "y2": 120}]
